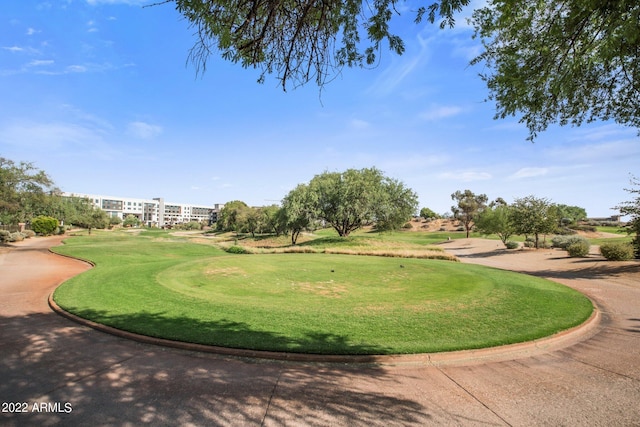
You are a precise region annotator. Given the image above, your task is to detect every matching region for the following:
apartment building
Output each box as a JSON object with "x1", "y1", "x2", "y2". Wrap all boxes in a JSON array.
[{"x1": 62, "y1": 192, "x2": 222, "y2": 227}]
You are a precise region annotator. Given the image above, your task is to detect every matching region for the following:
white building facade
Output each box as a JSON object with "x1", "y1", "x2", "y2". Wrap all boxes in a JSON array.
[{"x1": 62, "y1": 193, "x2": 222, "y2": 227}]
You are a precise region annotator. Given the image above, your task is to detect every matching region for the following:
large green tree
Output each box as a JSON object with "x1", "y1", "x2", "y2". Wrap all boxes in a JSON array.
[
  {"x1": 281, "y1": 183, "x2": 315, "y2": 244},
  {"x1": 556, "y1": 204, "x2": 588, "y2": 226},
  {"x1": 170, "y1": 0, "x2": 639, "y2": 138},
  {"x1": 216, "y1": 200, "x2": 250, "y2": 234},
  {"x1": 451, "y1": 189, "x2": 488, "y2": 238},
  {"x1": 509, "y1": 196, "x2": 560, "y2": 249},
  {"x1": 0, "y1": 157, "x2": 55, "y2": 225},
  {"x1": 373, "y1": 177, "x2": 419, "y2": 232},
  {"x1": 419, "y1": 207, "x2": 439, "y2": 220},
  {"x1": 474, "y1": 202, "x2": 514, "y2": 246},
  {"x1": 72, "y1": 206, "x2": 110, "y2": 234},
  {"x1": 307, "y1": 167, "x2": 417, "y2": 237}
]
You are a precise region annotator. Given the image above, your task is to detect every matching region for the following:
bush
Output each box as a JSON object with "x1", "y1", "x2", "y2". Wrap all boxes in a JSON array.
[
  {"x1": 9, "y1": 232, "x2": 25, "y2": 242},
  {"x1": 181, "y1": 221, "x2": 204, "y2": 230},
  {"x1": 599, "y1": 242, "x2": 635, "y2": 261},
  {"x1": 402, "y1": 222, "x2": 413, "y2": 229},
  {"x1": 22, "y1": 230, "x2": 35, "y2": 238},
  {"x1": 224, "y1": 245, "x2": 248, "y2": 254},
  {"x1": 569, "y1": 224, "x2": 597, "y2": 233},
  {"x1": 31, "y1": 216, "x2": 59, "y2": 235},
  {"x1": 505, "y1": 241, "x2": 519, "y2": 249},
  {"x1": 552, "y1": 235, "x2": 589, "y2": 249},
  {"x1": 0, "y1": 230, "x2": 11, "y2": 243},
  {"x1": 555, "y1": 227, "x2": 577, "y2": 235},
  {"x1": 567, "y1": 240, "x2": 590, "y2": 257}
]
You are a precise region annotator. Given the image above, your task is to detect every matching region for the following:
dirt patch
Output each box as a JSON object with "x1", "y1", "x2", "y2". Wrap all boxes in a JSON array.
[
  {"x1": 291, "y1": 281, "x2": 347, "y2": 298},
  {"x1": 205, "y1": 267, "x2": 247, "y2": 277}
]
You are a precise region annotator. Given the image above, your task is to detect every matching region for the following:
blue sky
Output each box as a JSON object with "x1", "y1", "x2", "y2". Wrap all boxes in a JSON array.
[{"x1": 1, "y1": 0, "x2": 638, "y2": 217}]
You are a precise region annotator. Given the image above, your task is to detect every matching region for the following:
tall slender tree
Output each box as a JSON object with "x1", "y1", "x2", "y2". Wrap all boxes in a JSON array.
[{"x1": 451, "y1": 189, "x2": 488, "y2": 238}]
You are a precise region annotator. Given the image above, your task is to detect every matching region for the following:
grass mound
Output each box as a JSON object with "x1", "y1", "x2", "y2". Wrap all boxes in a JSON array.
[{"x1": 52, "y1": 230, "x2": 593, "y2": 355}]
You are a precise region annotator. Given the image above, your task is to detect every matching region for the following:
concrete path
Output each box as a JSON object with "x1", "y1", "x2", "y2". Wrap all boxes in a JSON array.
[{"x1": 1, "y1": 237, "x2": 639, "y2": 426}]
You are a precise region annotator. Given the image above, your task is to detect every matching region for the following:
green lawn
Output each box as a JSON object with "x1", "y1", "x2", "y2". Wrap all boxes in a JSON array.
[{"x1": 52, "y1": 229, "x2": 594, "y2": 355}]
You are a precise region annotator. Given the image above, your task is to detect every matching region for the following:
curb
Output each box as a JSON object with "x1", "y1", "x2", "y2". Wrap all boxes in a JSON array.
[{"x1": 48, "y1": 293, "x2": 601, "y2": 367}]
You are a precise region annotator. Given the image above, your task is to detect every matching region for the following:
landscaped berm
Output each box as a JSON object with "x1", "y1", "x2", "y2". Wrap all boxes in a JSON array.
[{"x1": 52, "y1": 229, "x2": 594, "y2": 355}]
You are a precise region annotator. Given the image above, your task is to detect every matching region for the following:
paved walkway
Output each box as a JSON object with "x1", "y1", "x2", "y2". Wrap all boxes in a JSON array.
[{"x1": 1, "y1": 237, "x2": 639, "y2": 426}]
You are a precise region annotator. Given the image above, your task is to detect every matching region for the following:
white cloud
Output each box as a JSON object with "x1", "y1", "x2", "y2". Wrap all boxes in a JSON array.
[
  {"x1": 26, "y1": 28, "x2": 40, "y2": 36},
  {"x1": 127, "y1": 121, "x2": 163, "y2": 139},
  {"x1": 0, "y1": 121, "x2": 108, "y2": 153},
  {"x1": 510, "y1": 167, "x2": 549, "y2": 179},
  {"x1": 438, "y1": 171, "x2": 492, "y2": 182},
  {"x1": 66, "y1": 65, "x2": 88, "y2": 73},
  {"x1": 27, "y1": 59, "x2": 54, "y2": 67},
  {"x1": 420, "y1": 105, "x2": 463, "y2": 121},
  {"x1": 3, "y1": 46, "x2": 24, "y2": 52}
]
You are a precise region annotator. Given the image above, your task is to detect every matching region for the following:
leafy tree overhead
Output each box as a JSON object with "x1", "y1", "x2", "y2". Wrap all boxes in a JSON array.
[
  {"x1": 472, "y1": 1, "x2": 640, "y2": 141},
  {"x1": 169, "y1": 0, "x2": 639, "y2": 139},
  {"x1": 171, "y1": 0, "x2": 470, "y2": 91},
  {"x1": 451, "y1": 189, "x2": 488, "y2": 238}
]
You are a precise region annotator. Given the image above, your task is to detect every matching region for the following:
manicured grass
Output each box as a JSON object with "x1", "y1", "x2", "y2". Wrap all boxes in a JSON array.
[
  {"x1": 590, "y1": 226, "x2": 633, "y2": 245},
  {"x1": 52, "y1": 230, "x2": 593, "y2": 355}
]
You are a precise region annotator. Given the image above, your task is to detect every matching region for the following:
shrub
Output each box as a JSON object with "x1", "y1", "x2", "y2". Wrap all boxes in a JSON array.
[
  {"x1": 9, "y1": 232, "x2": 25, "y2": 242},
  {"x1": 22, "y1": 230, "x2": 35, "y2": 238},
  {"x1": 176, "y1": 221, "x2": 203, "y2": 230},
  {"x1": 552, "y1": 235, "x2": 589, "y2": 249},
  {"x1": 567, "y1": 241, "x2": 590, "y2": 257},
  {"x1": 569, "y1": 224, "x2": 597, "y2": 233},
  {"x1": 555, "y1": 227, "x2": 577, "y2": 235},
  {"x1": 523, "y1": 238, "x2": 535, "y2": 248},
  {"x1": 31, "y1": 216, "x2": 59, "y2": 235},
  {"x1": 0, "y1": 230, "x2": 11, "y2": 243},
  {"x1": 224, "y1": 245, "x2": 248, "y2": 254},
  {"x1": 402, "y1": 222, "x2": 413, "y2": 229},
  {"x1": 505, "y1": 241, "x2": 519, "y2": 249},
  {"x1": 599, "y1": 242, "x2": 635, "y2": 261}
]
